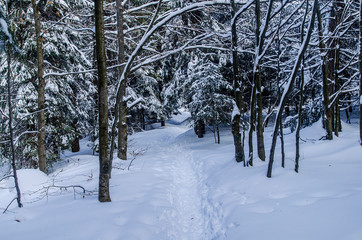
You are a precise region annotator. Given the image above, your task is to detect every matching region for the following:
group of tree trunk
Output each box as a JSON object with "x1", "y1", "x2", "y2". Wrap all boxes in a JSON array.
[{"x1": 229, "y1": 0, "x2": 362, "y2": 178}]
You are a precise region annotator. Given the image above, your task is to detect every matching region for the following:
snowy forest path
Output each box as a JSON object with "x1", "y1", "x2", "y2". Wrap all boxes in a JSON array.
[
  {"x1": 138, "y1": 122, "x2": 225, "y2": 240},
  {"x1": 164, "y1": 143, "x2": 205, "y2": 239},
  {"x1": 166, "y1": 141, "x2": 225, "y2": 240}
]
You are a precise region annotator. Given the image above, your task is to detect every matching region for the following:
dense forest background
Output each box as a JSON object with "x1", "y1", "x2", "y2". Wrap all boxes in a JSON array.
[{"x1": 0, "y1": 0, "x2": 361, "y2": 204}]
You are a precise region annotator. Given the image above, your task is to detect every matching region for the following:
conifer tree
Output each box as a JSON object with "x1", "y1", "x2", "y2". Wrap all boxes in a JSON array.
[{"x1": 185, "y1": 54, "x2": 233, "y2": 141}]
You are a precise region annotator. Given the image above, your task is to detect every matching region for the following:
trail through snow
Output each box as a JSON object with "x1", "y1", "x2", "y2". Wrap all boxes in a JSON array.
[
  {"x1": 166, "y1": 144, "x2": 205, "y2": 239},
  {"x1": 132, "y1": 122, "x2": 224, "y2": 240},
  {"x1": 164, "y1": 142, "x2": 224, "y2": 240}
]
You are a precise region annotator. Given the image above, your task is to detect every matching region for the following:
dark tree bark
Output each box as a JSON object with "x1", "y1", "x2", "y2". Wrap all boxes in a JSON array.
[
  {"x1": 71, "y1": 136, "x2": 80, "y2": 152},
  {"x1": 95, "y1": 0, "x2": 111, "y2": 202},
  {"x1": 255, "y1": 0, "x2": 265, "y2": 162},
  {"x1": 295, "y1": 0, "x2": 309, "y2": 173},
  {"x1": 248, "y1": 85, "x2": 256, "y2": 166},
  {"x1": 201, "y1": 122, "x2": 206, "y2": 134},
  {"x1": 255, "y1": 66, "x2": 265, "y2": 161},
  {"x1": 276, "y1": 16, "x2": 285, "y2": 168},
  {"x1": 328, "y1": 4, "x2": 336, "y2": 133},
  {"x1": 248, "y1": 0, "x2": 260, "y2": 166},
  {"x1": 267, "y1": 0, "x2": 317, "y2": 178},
  {"x1": 251, "y1": 0, "x2": 274, "y2": 164},
  {"x1": 108, "y1": 0, "x2": 127, "y2": 178},
  {"x1": 328, "y1": 0, "x2": 343, "y2": 136},
  {"x1": 7, "y1": 44, "x2": 22, "y2": 208},
  {"x1": 197, "y1": 120, "x2": 204, "y2": 138},
  {"x1": 31, "y1": 0, "x2": 46, "y2": 173},
  {"x1": 216, "y1": 122, "x2": 220, "y2": 144},
  {"x1": 345, "y1": 109, "x2": 350, "y2": 124},
  {"x1": 231, "y1": 0, "x2": 245, "y2": 164},
  {"x1": 316, "y1": 3, "x2": 333, "y2": 140},
  {"x1": 141, "y1": 109, "x2": 146, "y2": 130},
  {"x1": 295, "y1": 65, "x2": 304, "y2": 173},
  {"x1": 334, "y1": 43, "x2": 341, "y2": 135},
  {"x1": 279, "y1": 118, "x2": 285, "y2": 168},
  {"x1": 116, "y1": 0, "x2": 128, "y2": 161},
  {"x1": 108, "y1": 1, "x2": 127, "y2": 177}
]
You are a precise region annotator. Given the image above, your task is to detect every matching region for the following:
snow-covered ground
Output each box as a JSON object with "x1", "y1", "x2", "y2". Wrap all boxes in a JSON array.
[{"x1": 1, "y1": 110, "x2": 362, "y2": 240}]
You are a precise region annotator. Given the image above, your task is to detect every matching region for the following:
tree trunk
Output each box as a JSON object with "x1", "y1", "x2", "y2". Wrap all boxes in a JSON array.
[
  {"x1": 197, "y1": 120, "x2": 204, "y2": 138},
  {"x1": 248, "y1": 85, "x2": 256, "y2": 166},
  {"x1": 32, "y1": 0, "x2": 46, "y2": 173},
  {"x1": 295, "y1": 67, "x2": 304, "y2": 173},
  {"x1": 117, "y1": 113, "x2": 127, "y2": 160},
  {"x1": 109, "y1": 0, "x2": 127, "y2": 169},
  {"x1": 216, "y1": 122, "x2": 220, "y2": 144},
  {"x1": 331, "y1": 106, "x2": 335, "y2": 132},
  {"x1": 334, "y1": 2, "x2": 342, "y2": 135},
  {"x1": 116, "y1": 0, "x2": 128, "y2": 161},
  {"x1": 161, "y1": 119, "x2": 165, "y2": 127},
  {"x1": 295, "y1": 0, "x2": 309, "y2": 173},
  {"x1": 316, "y1": 3, "x2": 333, "y2": 140},
  {"x1": 252, "y1": 0, "x2": 274, "y2": 163},
  {"x1": 71, "y1": 136, "x2": 80, "y2": 152},
  {"x1": 109, "y1": 0, "x2": 128, "y2": 171},
  {"x1": 256, "y1": 67, "x2": 265, "y2": 161},
  {"x1": 327, "y1": 1, "x2": 339, "y2": 136},
  {"x1": 279, "y1": 119, "x2": 285, "y2": 168},
  {"x1": 267, "y1": 0, "x2": 317, "y2": 178},
  {"x1": 248, "y1": 0, "x2": 261, "y2": 166},
  {"x1": 7, "y1": 44, "x2": 22, "y2": 208},
  {"x1": 334, "y1": 40, "x2": 341, "y2": 135},
  {"x1": 276, "y1": 13, "x2": 285, "y2": 168},
  {"x1": 345, "y1": 109, "x2": 350, "y2": 124},
  {"x1": 95, "y1": 0, "x2": 111, "y2": 202},
  {"x1": 254, "y1": 1, "x2": 264, "y2": 161},
  {"x1": 230, "y1": 0, "x2": 245, "y2": 164}
]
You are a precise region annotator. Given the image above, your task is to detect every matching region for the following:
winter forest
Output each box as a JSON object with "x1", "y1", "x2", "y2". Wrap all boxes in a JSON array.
[{"x1": 1, "y1": 0, "x2": 362, "y2": 239}]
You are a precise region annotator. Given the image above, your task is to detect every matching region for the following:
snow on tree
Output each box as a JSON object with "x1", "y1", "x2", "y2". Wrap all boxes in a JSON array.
[
  {"x1": 0, "y1": 0, "x2": 95, "y2": 170},
  {"x1": 0, "y1": 2, "x2": 22, "y2": 208},
  {"x1": 184, "y1": 53, "x2": 233, "y2": 141},
  {"x1": 0, "y1": 5, "x2": 13, "y2": 47}
]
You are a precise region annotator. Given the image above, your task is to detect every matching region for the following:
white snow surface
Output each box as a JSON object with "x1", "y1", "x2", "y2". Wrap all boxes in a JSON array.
[{"x1": 1, "y1": 110, "x2": 362, "y2": 240}]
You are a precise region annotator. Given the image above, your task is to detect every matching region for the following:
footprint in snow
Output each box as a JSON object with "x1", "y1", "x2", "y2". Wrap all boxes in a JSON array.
[
  {"x1": 247, "y1": 206, "x2": 275, "y2": 214},
  {"x1": 291, "y1": 198, "x2": 318, "y2": 206}
]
